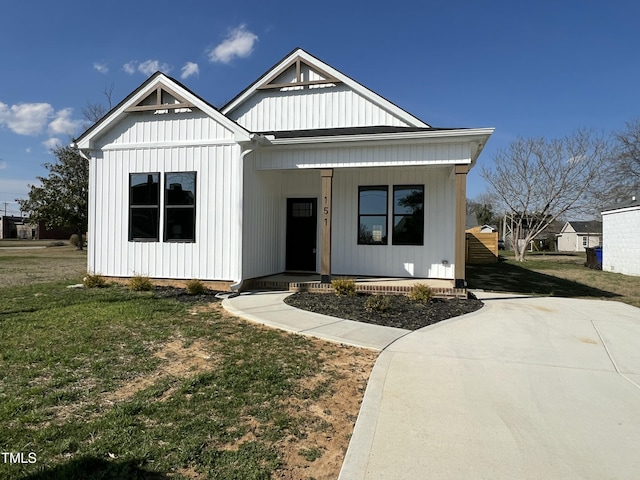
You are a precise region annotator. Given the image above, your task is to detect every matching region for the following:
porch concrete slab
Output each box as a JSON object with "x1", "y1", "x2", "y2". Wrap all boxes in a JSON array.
[
  {"x1": 253, "y1": 273, "x2": 454, "y2": 290},
  {"x1": 340, "y1": 293, "x2": 640, "y2": 480},
  {"x1": 221, "y1": 291, "x2": 409, "y2": 351}
]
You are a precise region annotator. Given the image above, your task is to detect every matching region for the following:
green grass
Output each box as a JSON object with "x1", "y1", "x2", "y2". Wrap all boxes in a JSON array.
[
  {"x1": 467, "y1": 252, "x2": 640, "y2": 308},
  {"x1": 0, "y1": 281, "x2": 334, "y2": 479}
]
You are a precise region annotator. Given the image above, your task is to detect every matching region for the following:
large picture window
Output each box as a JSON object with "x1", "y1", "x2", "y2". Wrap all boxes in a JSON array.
[
  {"x1": 358, "y1": 186, "x2": 388, "y2": 245},
  {"x1": 393, "y1": 185, "x2": 424, "y2": 245},
  {"x1": 165, "y1": 172, "x2": 196, "y2": 241},
  {"x1": 129, "y1": 173, "x2": 160, "y2": 241}
]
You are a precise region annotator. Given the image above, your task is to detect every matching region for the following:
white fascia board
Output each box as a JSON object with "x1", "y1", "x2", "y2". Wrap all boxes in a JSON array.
[
  {"x1": 76, "y1": 74, "x2": 250, "y2": 150},
  {"x1": 602, "y1": 205, "x2": 640, "y2": 215},
  {"x1": 266, "y1": 128, "x2": 494, "y2": 147},
  {"x1": 221, "y1": 48, "x2": 430, "y2": 128}
]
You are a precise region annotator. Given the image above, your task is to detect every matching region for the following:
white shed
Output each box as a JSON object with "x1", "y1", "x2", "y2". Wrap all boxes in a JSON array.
[
  {"x1": 601, "y1": 197, "x2": 640, "y2": 277},
  {"x1": 74, "y1": 48, "x2": 493, "y2": 290}
]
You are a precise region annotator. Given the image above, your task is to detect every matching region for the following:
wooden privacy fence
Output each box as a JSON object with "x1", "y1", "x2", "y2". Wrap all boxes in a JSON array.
[{"x1": 466, "y1": 232, "x2": 498, "y2": 264}]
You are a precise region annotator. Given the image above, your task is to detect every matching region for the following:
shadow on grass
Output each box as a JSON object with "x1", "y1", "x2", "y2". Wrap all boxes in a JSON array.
[
  {"x1": 466, "y1": 260, "x2": 620, "y2": 299},
  {"x1": 18, "y1": 456, "x2": 170, "y2": 480}
]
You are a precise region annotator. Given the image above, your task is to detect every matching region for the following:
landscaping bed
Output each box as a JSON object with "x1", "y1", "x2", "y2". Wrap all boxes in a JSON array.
[{"x1": 284, "y1": 292, "x2": 484, "y2": 330}]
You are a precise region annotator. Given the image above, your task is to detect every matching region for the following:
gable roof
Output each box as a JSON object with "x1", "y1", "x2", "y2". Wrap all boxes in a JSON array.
[
  {"x1": 220, "y1": 48, "x2": 430, "y2": 129},
  {"x1": 74, "y1": 72, "x2": 251, "y2": 150},
  {"x1": 562, "y1": 221, "x2": 603, "y2": 234}
]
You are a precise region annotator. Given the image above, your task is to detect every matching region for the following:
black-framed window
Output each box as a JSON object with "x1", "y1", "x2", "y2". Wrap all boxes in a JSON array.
[
  {"x1": 393, "y1": 185, "x2": 424, "y2": 245},
  {"x1": 165, "y1": 172, "x2": 196, "y2": 242},
  {"x1": 358, "y1": 186, "x2": 388, "y2": 245},
  {"x1": 129, "y1": 173, "x2": 160, "y2": 241}
]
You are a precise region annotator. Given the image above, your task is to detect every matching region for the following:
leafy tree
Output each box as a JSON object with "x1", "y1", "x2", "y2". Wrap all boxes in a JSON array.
[
  {"x1": 467, "y1": 194, "x2": 499, "y2": 227},
  {"x1": 18, "y1": 146, "x2": 88, "y2": 250},
  {"x1": 481, "y1": 130, "x2": 610, "y2": 261}
]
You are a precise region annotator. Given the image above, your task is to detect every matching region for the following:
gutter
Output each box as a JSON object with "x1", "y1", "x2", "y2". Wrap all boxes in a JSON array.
[{"x1": 266, "y1": 127, "x2": 495, "y2": 146}]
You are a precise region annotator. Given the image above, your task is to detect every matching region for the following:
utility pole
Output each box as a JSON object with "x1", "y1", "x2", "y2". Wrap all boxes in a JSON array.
[{"x1": 2, "y1": 202, "x2": 7, "y2": 216}]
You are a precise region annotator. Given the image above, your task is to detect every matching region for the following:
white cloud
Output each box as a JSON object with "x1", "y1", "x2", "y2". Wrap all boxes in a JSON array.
[
  {"x1": 124, "y1": 60, "x2": 172, "y2": 76},
  {"x1": 26, "y1": 147, "x2": 31, "y2": 154},
  {"x1": 42, "y1": 137, "x2": 62, "y2": 150},
  {"x1": 181, "y1": 62, "x2": 199, "y2": 79},
  {"x1": 0, "y1": 160, "x2": 7, "y2": 170},
  {"x1": 48, "y1": 108, "x2": 83, "y2": 136},
  {"x1": 0, "y1": 101, "x2": 54, "y2": 135},
  {"x1": 93, "y1": 62, "x2": 109, "y2": 74},
  {"x1": 123, "y1": 61, "x2": 137, "y2": 75},
  {"x1": 139, "y1": 60, "x2": 171, "y2": 76},
  {"x1": 208, "y1": 25, "x2": 258, "y2": 64}
]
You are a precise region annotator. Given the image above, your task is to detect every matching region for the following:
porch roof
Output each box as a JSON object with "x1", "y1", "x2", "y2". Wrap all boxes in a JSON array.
[{"x1": 259, "y1": 126, "x2": 458, "y2": 138}]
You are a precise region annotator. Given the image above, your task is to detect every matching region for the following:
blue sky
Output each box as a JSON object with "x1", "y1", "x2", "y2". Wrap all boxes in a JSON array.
[{"x1": 1, "y1": 0, "x2": 640, "y2": 216}]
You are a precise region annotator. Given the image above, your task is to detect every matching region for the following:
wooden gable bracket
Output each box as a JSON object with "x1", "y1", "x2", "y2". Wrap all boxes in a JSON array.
[
  {"x1": 125, "y1": 85, "x2": 196, "y2": 113},
  {"x1": 257, "y1": 56, "x2": 342, "y2": 90}
]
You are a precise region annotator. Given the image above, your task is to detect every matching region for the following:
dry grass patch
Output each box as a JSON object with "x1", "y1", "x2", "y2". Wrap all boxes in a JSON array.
[{"x1": 0, "y1": 245, "x2": 86, "y2": 287}]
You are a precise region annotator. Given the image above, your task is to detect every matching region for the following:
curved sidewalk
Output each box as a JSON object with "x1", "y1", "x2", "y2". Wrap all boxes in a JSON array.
[{"x1": 222, "y1": 290, "x2": 409, "y2": 351}]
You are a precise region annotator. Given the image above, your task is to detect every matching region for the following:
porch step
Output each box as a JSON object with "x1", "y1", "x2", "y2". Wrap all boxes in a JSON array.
[{"x1": 250, "y1": 280, "x2": 468, "y2": 299}]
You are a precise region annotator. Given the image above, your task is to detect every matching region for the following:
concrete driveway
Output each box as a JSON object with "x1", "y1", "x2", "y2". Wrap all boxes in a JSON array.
[{"x1": 340, "y1": 292, "x2": 640, "y2": 480}]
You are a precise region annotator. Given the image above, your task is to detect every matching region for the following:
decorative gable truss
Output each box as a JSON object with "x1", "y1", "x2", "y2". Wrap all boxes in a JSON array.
[
  {"x1": 257, "y1": 55, "x2": 342, "y2": 91},
  {"x1": 75, "y1": 72, "x2": 251, "y2": 150},
  {"x1": 125, "y1": 85, "x2": 195, "y2": 114},
  {"x1": 222, "y1": 48, "x2": 430, "y2": 132}
]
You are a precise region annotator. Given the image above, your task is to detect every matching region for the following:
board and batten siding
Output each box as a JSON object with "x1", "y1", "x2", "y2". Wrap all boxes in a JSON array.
[
  {"x1": 228, "y1": 84, "x2": 411, "y2": 132},
  {"x1": 88, "y1": 143, "x2": 243, "y2": 281},
  {"x1": 241, "y1": 163, "x2": 456, "y2": 280},
  {"x1": 332, "y1": 167, "x2": 456, "y2": 278},
  {"x1": 255, "y1": 142, "x2": 470, "y2": 170},
  {"x1": 96, "y1": 110, "x2": 236, "y2": 148},
  {"x1": 242, "y1": 166, "x2": 322, "y2": 279}
]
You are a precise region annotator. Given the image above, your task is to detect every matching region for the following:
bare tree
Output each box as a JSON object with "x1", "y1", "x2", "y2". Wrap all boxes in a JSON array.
[
  {"x1": 81, "y1": 83, "x2": 114, "y2": 127},
  {"x1": 481, "y1": 130, "x2": 611, "y2": 261},
  {"x1": 601, "y1": 119, "x2": 640, "y2": 204}
]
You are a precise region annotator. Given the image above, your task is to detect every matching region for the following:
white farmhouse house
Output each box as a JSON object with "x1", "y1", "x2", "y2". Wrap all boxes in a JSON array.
[
  {"x1": 74, "y1": 48, "x2": 493, "y2": 290},
  {"x1": 601, "y1": 197, "x2": 640, "y2": 276}
]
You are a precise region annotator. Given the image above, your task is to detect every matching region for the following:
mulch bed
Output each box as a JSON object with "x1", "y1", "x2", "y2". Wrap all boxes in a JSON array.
[
  {"x1": 284, "y1": 292, "x2": 484, "y2": 330},
  {"x1": 153, "y1": 286, "x2": 225, "y2": 303}
]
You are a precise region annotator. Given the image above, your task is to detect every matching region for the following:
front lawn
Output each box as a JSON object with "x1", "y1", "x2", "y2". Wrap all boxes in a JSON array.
[
  {"x1": 0, "y1": 281, "x2": 375, "y2": 479},
  {"x1": 467, "y1": 252, "x2": 640, "y2": 308}
]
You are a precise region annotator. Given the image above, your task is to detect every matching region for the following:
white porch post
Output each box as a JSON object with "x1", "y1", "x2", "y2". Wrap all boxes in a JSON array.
[
  {"x1": 321, "y1": 169, "x2": 333, "y2": 283},
  {"x1": 455, "y1": 164, "x2": 468, "y2": 288}
]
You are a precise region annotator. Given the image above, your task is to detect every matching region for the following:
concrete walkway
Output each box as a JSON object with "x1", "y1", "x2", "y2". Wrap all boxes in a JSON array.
[
  {"x1": 223, "y1": 291, "x2": 640, "y2": 479},
  {"x1": 222, "y1": 291, "x2": 409, "y2": 350}
]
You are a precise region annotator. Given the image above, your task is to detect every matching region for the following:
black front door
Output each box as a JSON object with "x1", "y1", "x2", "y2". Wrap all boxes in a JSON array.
[{"x1": 286, "y1": 198, "x2": 317, "y2": 271}]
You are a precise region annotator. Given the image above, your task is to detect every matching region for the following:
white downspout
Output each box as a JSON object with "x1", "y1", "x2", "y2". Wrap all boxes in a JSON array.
[{"x1": 227, "y1": 134, "x2": 264, "y2": 297}]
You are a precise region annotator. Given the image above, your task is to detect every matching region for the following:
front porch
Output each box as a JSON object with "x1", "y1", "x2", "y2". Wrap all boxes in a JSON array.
[{"x1": 247, "y1": 273, "x2": 467, "y2": 299}]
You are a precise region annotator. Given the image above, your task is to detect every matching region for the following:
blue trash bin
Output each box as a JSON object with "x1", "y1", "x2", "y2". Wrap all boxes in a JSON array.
[{"x1": 594, "y1": 246, "x2": 603, "y2": 267}]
